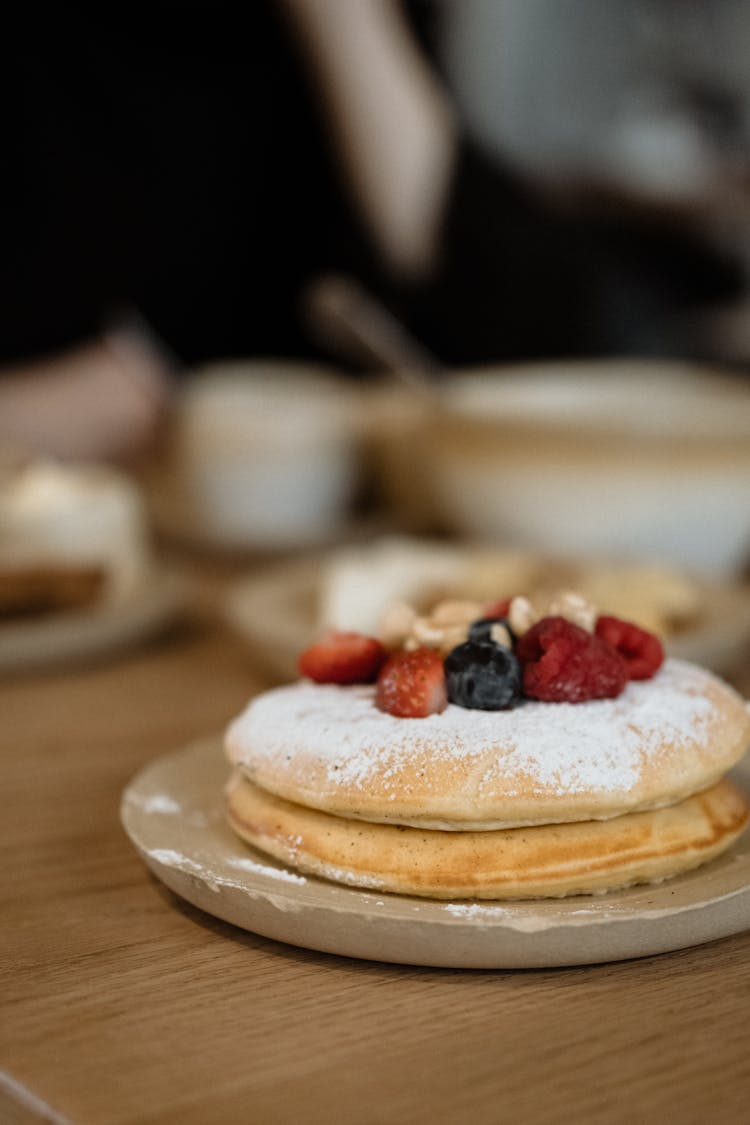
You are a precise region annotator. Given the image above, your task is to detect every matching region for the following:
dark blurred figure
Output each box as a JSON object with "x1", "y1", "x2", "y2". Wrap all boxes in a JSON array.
[
  {"x1": 2, "y1": 3, "x2": 362, "y2": 365},
  {"x1": 1, "y1": 2, "x2": 378, "y2": 457},
  {"x1": 1, "y1": 1, "x2": 747, "y2": 459},
  {"x1": 416, "y1": 0, "x2": 750, "y2": 364}
]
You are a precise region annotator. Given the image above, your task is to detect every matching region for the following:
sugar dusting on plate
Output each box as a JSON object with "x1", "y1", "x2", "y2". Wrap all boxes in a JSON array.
[{"x1": 146, "y1": 846, "x2": 307, "y2": 891}]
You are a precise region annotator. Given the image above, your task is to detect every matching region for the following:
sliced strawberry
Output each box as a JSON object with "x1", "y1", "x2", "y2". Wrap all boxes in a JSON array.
[
  {"x1": 595, "y1": 615, "x2": 664, "y2": 680},
  {"x1": 298, "y1": 631, "x2": 387, "y2": 684},
  {"x1": 375, "y1": 648, "x2": 447, "y2": 718}
]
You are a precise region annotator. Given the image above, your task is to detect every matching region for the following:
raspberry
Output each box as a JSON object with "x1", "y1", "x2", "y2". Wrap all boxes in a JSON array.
[
  {"x1": 516, "y1": 616, "x2": 628, "y2": 703},
  {"x1": 375, "y1": 648, "x2": 447, "y2": 718},
  {"x1": 298, "y1": 631, "x2": 387, "y2": 684},
  {"x1": 595, "y1": 615, "x2": 664, "y2": 680}
]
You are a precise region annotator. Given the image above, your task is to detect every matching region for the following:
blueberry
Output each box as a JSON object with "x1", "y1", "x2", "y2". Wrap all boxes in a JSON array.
[
  {"x1": 468, "y1": 617, "x2": 516, "y2": 646},
  {"x1": 444, "y1": 641, "x2": 522, "y2": 710}
]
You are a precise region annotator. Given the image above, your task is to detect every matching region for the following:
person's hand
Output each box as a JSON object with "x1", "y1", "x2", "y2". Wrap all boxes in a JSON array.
[{"x1": 0, "y1": 327, "x2": 174, "y2": 464}]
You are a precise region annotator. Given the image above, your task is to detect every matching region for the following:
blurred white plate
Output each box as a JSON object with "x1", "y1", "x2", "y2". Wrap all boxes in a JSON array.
[
  {"x1": 121, "y1": 737, "x2": 750, "y2": 969},
  {"x1": 225, "y1": 553, "x2": 750, "y2": 684},
  {"x1": 148, "y1": 487, "x2": 387, "y2": 557},
  {"x1": 0, "y1": 565, "x2": 187, "y2": 673}
]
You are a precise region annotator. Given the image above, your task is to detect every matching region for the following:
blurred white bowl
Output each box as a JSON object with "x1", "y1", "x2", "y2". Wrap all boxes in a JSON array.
[
  {"x1": 159, "y1": 360, "x2": 365, "y2": 550},
  {"x1": 429, "y1": 360, "x2": 750, "y2": 576}
]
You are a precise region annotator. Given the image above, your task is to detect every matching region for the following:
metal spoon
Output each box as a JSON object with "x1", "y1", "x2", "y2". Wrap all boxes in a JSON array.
[{"x1": 303, "y1": 273, "x2": 444, "y2": 397}]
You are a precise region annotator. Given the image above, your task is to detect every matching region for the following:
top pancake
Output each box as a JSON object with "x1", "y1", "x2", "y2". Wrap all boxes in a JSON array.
[{"x1": 225, "y1": 659, "x2": 750, "y2": 829}]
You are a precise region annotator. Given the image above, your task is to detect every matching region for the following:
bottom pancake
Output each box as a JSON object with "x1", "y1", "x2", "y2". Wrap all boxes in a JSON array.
[{"x1": 225, "y1": 772, "x2": 749, "y2": 899}]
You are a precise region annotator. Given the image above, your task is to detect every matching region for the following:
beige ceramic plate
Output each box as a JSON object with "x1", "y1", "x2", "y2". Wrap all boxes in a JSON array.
[
  {"x1": 225, "y1": 557, "x2": 750, "y2": 683},
  {"x1": 121, "y1": 737, "x2": 750, "y2": 969},
  {"x1": 0, "y1": 565, "x2": 187, "y2": 673}
]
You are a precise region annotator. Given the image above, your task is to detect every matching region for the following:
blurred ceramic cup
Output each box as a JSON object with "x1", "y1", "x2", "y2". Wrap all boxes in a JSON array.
[
  {"x1": 169, "y1": 361, "x2": 365, "y2": 549},
  {"x1": 428, "y1": 360, "x2": 750, "y2": 576}
]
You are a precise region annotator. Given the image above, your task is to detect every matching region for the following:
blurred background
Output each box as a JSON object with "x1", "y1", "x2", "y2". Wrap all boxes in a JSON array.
[
  {"x1": 1, "y1": 0, "x2": 749, "y2": 669},
  {"x1": 3, "y1": 1, "x2": 750, "y2": 372}
]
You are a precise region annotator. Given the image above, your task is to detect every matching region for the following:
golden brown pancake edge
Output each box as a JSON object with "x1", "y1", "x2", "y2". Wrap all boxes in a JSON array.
[{"x1": 225, "y1": 771, "x2": 749, "y2": 900}]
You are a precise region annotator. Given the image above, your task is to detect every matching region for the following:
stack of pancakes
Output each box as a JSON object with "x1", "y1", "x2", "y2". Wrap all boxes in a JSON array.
[{"x1": 225, "y1": 659, "x2": 750, "y2": 899}]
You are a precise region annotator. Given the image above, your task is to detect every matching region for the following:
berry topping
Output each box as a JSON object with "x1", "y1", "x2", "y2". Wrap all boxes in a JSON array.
[
  {"x1": 517, "y1": 616, "x2": 628, "y2": 703},
  {"x1": 595, "y1": 615, "x2": 664, "y2": 680},
  {"x1": 375, "y1": 648, "x2": 447, "y2": 718},
  {"x1": 298, "y1": 631, "x2": 387, "y2": 685},
  {"x1": 444, "y1": 641, "x2": 522, "y2": 711}
]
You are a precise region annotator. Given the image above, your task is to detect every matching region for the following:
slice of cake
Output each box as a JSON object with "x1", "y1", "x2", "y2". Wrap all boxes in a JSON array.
[{"x1": 0, "y1": 460, "x2": 151, "y2": 617}]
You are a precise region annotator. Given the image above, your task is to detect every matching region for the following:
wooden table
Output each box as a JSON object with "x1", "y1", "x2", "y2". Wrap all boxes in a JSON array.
[{"x1": 2, "y1": 560, "x2": 750, "y2": 1125}]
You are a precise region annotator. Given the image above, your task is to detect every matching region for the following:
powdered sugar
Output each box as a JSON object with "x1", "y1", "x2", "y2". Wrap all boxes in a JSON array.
[
  {"x1": 131, "y1": 793, "x2": 183, "y2": 814},
  {"x1": 444, "y1": 903, "x2": 509, "y2": 919},
  {"x1": 147, "y1": 846, "x2": 307, "y2": 888},
  {"x1": 225, "y1": 855, "x2": 307, "y2": 884},
  {"x1": 227, "y1": 660, "x2": 725, "y2": 806}
]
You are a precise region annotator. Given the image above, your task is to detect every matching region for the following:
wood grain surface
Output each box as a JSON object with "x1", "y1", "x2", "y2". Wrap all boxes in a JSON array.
[{"x1": 2, "y1": 559, "x2": 750, "y2": 1125}]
